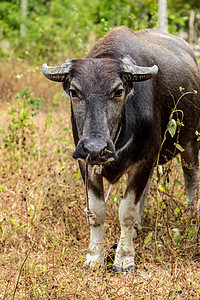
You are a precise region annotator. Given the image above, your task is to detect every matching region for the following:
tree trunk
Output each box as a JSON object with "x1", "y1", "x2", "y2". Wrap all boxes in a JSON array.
[
  {"x1": 20, "y1": 0, "x2": 28, "y2": 38},
  {"x1": 189, "y1": 10, "x2": 196, "y2": 43},
  {"x1": 158, "y1": 0, "x2": 168, "y2": 33}
]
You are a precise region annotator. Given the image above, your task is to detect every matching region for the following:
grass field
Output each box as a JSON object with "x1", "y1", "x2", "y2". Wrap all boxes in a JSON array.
[{"x1": 0, "y1": 59, "x2": 199, "y2": 299}]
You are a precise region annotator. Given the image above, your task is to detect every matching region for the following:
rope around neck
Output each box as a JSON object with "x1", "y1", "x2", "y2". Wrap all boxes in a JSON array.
[{"x1": 85, "y1": 155, "x2": 90, "y2": 225}]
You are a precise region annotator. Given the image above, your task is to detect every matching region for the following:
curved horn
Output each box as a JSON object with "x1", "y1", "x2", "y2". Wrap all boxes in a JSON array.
[
  {"x1": 122, "y1": 56, "x2": 158, "y2": 82},
  {"x1": 42, "y1": 59, "x2": 72, "y2": 82}
]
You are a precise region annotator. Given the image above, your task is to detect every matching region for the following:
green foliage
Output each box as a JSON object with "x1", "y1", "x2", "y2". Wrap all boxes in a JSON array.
[
  {"x1": 1, "y1": 0, "x2": 157, "y2": 60},
  {"x1": 144, "y1": 232, "x2": 152, "y2": 245},
  {"x1": 171, "y1": 228, "x2": 181, "y2": 245},
  {"x1": 195, "y1": 130, "x2": 200, "y2": 141},
  {"x1": 169, "y1": 0, "x2": 200, "y2": 11},
  {"x1": 0, "y1": 88, "x2": 43, "y2": 168},
  {"x1": 1, "y1": 0, "x2": 199, "y2": 60},
  {"x1": 167, "y1": 119, "x2": 177, "y2": 138},
  {"x1": 168, "y1": 1, "x2": 200, "y2": 34}
]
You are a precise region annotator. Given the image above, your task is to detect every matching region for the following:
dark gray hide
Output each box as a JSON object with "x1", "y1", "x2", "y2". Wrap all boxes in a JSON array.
[{"x1": 42, "y1": 26, "x2": 200, "y2": 272}]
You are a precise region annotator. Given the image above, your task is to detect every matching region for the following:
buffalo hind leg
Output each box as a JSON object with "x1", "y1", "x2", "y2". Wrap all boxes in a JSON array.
[
  {"x1": 113, "y1": 163, "x2": 152, "y2": 273},
  {"x1": 133, "y1": 176, "x2": 151, "y2": 238},
  {"x1": 181, "y1": 140, "x2": 199, "y2": 211},
  {"x1": 84, "y1": 167, "x2": 106, "y2": 268}
]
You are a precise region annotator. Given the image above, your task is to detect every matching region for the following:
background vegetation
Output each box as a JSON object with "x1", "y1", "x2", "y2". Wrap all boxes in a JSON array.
[
  {"x1": 0, "y1": 0, "x2": 200, "y2": 299},
  {"x1": 0, "y1": 0, "x2": 200, "y2": 61}
]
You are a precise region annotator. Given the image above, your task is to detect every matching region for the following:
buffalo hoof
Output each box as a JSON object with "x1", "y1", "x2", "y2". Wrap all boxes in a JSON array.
[
  {"x1": 112, "y1": 264, "x2": 135, "y2": 274},
  {"x1": 113, "y1": 255, "x2": 136, "y2": 274},
  {"x1": 84, "y1": 252, "x2": 105, "y2": 269}
]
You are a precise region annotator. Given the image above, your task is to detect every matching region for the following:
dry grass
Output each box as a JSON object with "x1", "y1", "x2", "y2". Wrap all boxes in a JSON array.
[{"x1": 0, "y1": 60, "x2": 199, "y2": 299}]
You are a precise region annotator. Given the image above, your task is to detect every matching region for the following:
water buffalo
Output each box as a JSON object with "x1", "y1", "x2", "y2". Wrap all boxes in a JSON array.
[{"x1": 42, "y1": 26, "x2": 200, "y2": 272}]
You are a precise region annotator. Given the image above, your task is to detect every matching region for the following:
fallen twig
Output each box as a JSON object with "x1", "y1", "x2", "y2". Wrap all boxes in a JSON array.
[{"x1": 12, "y1": 241, "x2": 36, "y2": 300}]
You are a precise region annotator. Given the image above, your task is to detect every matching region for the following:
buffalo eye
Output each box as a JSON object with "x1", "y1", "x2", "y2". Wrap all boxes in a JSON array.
[
  {"x1": 69, "y1": 89, "x2": 78, "y2": 98},
  {"x1": 114, "y1": 89, "x2": 124, "y2": 98}
]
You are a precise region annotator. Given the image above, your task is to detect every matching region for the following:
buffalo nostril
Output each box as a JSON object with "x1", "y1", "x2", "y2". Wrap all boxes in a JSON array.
[
  {"x1": 100, "y1": 148, "x2": 108, "y2": 156},
  {"x1": 105, "y1": 149, "x2": 113, "y2": 154},
  {"x1": 83, "y1": 139, "x2": 107, "y2": 158},
  {"x1": 73, "y1": 138, "x2": 117, "y2": 162},
  {"x1": 100, "y1": 148, "x2": 114, "y2": 157}
]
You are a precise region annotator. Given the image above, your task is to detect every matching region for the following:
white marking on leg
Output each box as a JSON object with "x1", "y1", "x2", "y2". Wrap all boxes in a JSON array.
[
  {"x1": 85, "y1": 190, "x2": 106, "y2": 268},
  {"x1": 85, "y1": 225, "x2": 105, "y2": 267},
  {"x1": 114, "y1": 192, "x2": 139, "y2": 271}
]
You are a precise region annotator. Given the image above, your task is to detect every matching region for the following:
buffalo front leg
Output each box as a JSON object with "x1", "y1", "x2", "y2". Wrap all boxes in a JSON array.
[
  {"x1": 84, "y1": 167, "x2": 106, "y2": 268},
  {"x1": 133, "y1": 176, "x2": 151, "y2": 238},
  {"x1": 113, "y1": 163, "x2": 153, "y2": 272}
]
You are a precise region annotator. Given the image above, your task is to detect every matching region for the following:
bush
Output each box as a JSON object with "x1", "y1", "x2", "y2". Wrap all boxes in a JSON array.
[{"x1": 1, "y1": 0, "x2": 158, "y2": 61}]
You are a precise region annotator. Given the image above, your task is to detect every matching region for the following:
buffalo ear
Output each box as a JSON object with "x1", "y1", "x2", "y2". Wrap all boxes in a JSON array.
[
  {"x1": 42, "y1": 59, "x2": 72, "y2": 82},
  {"x1": 121, "y1": 56, "x2": 158, "y2": 82}
]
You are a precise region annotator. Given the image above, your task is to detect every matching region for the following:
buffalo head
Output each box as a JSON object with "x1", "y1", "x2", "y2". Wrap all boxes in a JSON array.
[{"x1": 42, "y1": 57, "x2": 158, "y2": 164}]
